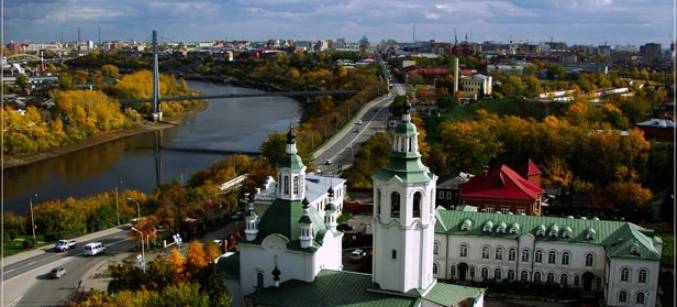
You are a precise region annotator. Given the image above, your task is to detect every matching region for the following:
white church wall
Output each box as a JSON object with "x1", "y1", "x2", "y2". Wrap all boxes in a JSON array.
[{"x1": 606, "y1": 258, "x2": 659, "y2": 307}]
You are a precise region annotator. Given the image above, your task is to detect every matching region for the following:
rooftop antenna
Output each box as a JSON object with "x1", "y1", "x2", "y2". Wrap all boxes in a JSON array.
[
  {"x1": 77, "y1": 26, "x2": 81, "y2": 45},
  {"x1": 464, "y1": 32, "x2": 468, "y2": 43},
  {"x1": 454, "y1": 27, "x2": 458, "y2": 45},
  {"x1": 60, "y1": 31, "x2": 64, "y2": 44},
  {"x1": 98, "y1": 27, "x2": 101, "y2": 45}
]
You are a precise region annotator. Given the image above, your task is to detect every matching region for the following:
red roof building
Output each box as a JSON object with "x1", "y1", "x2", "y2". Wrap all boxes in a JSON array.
[
  {"x1": 459, "y1": 164, "x2": 545, "y2": 215},
  {"x1": 519, "y1": 159, "x2": 543, "y2": 187}
]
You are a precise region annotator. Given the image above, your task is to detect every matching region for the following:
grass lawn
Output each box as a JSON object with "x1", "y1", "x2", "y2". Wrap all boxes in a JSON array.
[{"x1": 2, "y1": 235, "x2": 48, "y2": 257}]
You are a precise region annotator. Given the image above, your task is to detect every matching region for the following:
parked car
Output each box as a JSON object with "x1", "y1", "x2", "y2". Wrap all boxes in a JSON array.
[
  {"x1": 49, "y1": 267, "x2": 66, "y2": 279},
  {"x1": 324, "y1": 160, "x2": 332, "y2": 165},
  {"x1": 83, "y1": 242, "x2": 105, "y2": 256},
  {"x1": 356, "y1": 120, "x2": 363, "y2": 125},
  {"x1": 54, "y1": 239, "x2": 77, "y2": 252},
  {"x1": 350, "y1": 249, "x2": 367, "y2": 262}
]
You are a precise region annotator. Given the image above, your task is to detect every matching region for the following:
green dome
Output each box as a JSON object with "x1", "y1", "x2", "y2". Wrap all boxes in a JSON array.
[
  {"x1": 277, "y1": 153, "x2": 305, "y2": 170},
  {"x1": 394, "y1": 121, "x2": 417, "y2": 136}
]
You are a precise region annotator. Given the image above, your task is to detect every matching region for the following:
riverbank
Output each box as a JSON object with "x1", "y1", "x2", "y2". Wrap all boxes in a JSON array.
[{"x1": 2, "y1": 121, "x2": 176, "y2": 170}]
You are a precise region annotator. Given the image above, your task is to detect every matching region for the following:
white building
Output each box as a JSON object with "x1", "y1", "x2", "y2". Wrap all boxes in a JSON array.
[
  {"x1": 222, "y1": 112, "x2": 485, "y2": 307},
  {"x1": 433, "y1": 208, "x2": 662, "y2": 307},
  {"x1": 459, "y1": 74, "x2": 492, "y2": 99}
]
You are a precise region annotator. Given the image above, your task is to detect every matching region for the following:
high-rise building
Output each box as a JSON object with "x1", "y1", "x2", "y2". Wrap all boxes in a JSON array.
[{"x1": 640, "y1": 43, "x2": 662, "y2": 59}]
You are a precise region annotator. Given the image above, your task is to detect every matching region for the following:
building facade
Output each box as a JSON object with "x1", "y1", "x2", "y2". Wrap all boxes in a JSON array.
[{"x1": 433, "y1": 208, "x2": 662, "y2": 307}]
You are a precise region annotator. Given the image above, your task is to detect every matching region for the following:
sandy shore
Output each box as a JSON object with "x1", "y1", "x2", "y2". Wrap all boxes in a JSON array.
[{"x1": 2, "y1": 121, "x2": 177, "y2": 170}]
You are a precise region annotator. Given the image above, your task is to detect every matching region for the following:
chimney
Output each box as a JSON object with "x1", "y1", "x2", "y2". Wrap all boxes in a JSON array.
[{"x1": 453, "y1": 57, "x2": 459, "y2": 93}]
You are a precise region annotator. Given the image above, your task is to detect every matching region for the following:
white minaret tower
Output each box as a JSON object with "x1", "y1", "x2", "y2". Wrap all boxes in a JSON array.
[
  {"x1": 277, "y1": 126, "x2": 306, "y2": 201},
  {"x1": 298, "y1": 198, "x2": 313, "y2": 248},
  {"x1": 324, "y1": 187, "x2": 338, "y2": 231},
  {"x1": 244, "y1": 194, "x2": 259, "y2": 242},
  {"x1": 371, "y1": 102, "x2": 438, "y2": 293}
]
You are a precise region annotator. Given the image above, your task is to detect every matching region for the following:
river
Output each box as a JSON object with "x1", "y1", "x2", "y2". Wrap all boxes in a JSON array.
[{"x1": 3, "y1": 81, "x2": 302, "y2": 213}]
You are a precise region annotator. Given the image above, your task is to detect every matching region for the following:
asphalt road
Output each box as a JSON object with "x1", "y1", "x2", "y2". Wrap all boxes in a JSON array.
[
  {"x1": 315, "y1": 83, "x2": 405, "y2": 175},
  {"x1": 11, "y1": 231, "x2": 135, "y2": 306}
]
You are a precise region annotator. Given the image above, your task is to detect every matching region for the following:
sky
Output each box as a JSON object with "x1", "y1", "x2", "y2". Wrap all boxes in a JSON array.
[{"x1": 5, "y1": 0, "x2": 674, "y2": 46}]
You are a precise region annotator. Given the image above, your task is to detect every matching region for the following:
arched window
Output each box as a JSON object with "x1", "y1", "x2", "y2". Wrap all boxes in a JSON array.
[
  {"x1": 521, "y1": 249, "x2": 530, "y2": 262},
  {"x1": 619, "y1": 290, "x2": 627, "y2": 303},
  {"x1": 521, "y1": 271, "x2": 529, "y2": 282},
  {"x1": 548, "y1": 251, "x2": 556, "y2": 264},
  {"x1": 413, "y1": 192, "x2": 422, "y2": 218},
  {"x1": 495, "y1": 248, "x2": 503, "y2": 260},
  {"x1": 494, "y1": 268, "x2": 502, "y2": 280},
  {"x1": 507, "y1": 270, "x2": 515, "y2": 280},
  {"x1": 535, "y1": 250, "x2": 543, "y2": 263},
  {"x1": 293, "y1": 176, "x2": 299, "y2": 195},
  {"x1": 433, "y1": 263, "x2": 438, "y2": 275},
  {"x1": 574, "y1": 275, "x2": 580, "y2": 287},
  {"x1": 482, "y1": 246, "x2": 490, "y2": 259},
  {"x1": 585, "y1": 253, "x2": 594, "y2": 266},
  {"x1": 547, "y1": 273, "x2": 555, "y2": 283},
  {"x1": 561, "y1": 252, "x2": 570, "y2": 265},
  {"x1": 450, "y1": 265, "x2": 456, "y2": 279},
  {"x1": 560, "y1": 274, "x2": 568, "y2": 287},
  {"x1": 636, "y1": 292, "x2": 645, "y2": 304},
  {"x1": 533, "y1": 272, "x2": 541, "y2": 283},
  {"x1": 508, "y1": 248, "x2": 516, "y2": 261},
  {"x1": 283, "y1": 176, "x2": 290, "y2": 194},
  {"x1": 391, "y1": 192, "x2": 400, "y2": 218},
  {"x1": 459, "y1": 244, "x2": 468, "y2": 257},
  {"x1": 433, "y1": 241, "x2": 439, "y2": 255},
  {"x1": 481, "y1": 268, "x2": 489, "y2": 280},
  {"x1": 469, "y1": 266, "x2": 475, "y2": 279},
  {"x1": 620, "y1": 268, "x2": 630, "y2": 282},
  {"x1": 638, "y1": 269, "x2": 647, "y2": 283}
]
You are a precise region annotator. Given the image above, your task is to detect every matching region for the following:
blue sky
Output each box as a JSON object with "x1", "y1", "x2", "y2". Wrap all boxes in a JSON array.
[{"x1": 5, "y1": 0, "x2": 674, "y2": 45}]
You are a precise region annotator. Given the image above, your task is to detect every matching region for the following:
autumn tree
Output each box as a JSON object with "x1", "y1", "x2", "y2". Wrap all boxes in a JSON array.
[{"x1": 186, "y1": 240, "x2": 209, "y2": 276}]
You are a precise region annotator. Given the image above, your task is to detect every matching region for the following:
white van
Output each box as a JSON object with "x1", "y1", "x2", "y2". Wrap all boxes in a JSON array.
[{"x1": 83, "y1": 242, "x2": 105, "y2": 256}]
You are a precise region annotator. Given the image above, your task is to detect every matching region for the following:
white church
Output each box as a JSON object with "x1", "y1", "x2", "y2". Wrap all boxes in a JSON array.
[{"x1": 219, "y1": 106, "x2": 486, "y2": 307}]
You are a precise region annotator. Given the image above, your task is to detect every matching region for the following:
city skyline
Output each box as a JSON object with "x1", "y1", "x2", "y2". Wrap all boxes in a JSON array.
[{"x1": 5, "y1": 0, "x2": 674, "y2": 45}]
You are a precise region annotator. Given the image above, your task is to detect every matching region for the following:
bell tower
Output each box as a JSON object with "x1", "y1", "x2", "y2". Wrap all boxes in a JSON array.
[
  {"x1": 371, "y1": 103, "x2": 437, "y2": 293},
  {"x1": 276, "y1": 126, "x2": 306, "y2": 201}
]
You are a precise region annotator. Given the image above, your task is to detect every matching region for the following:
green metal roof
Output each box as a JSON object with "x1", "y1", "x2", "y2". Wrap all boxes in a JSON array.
[
  {"x1": 373, "y1": 152, "x2": 434, "y2": 184},
  {"x1": 241, "y1": 198, "x2": 327, "y2": 253},
  {"x1": 423, "y1": 282, "x2": 485, "y2": 307},
  {"x1": 246, "y1": 270, "x2": 420, "y2": 307},
  {"x1": 394, "y1": 121, "x2": 417, "y2": 136},
  {"x1": 434, "y1": 208, "x2": 661, "y2": 261},
  {"x1": 277, "y1": 153, "x2": 305, "y2": 170}
]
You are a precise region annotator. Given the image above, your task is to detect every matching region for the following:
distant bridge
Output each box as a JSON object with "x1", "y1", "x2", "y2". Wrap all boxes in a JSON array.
[
  {"x1": 119, "y1": 90, "x2": 358, "y2": 104},
  {"x1": 156, "y1": 146, "x2": 260, "y2": 156}
]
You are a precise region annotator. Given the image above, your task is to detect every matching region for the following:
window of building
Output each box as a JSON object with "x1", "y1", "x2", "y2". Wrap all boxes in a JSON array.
[
  {"x1": 494, "y1": 269, "x2": 501, "y2": 280},
  {"x1": 621, "y1": 268, "x2": 630, "y2": 282},
  {"x1": 585, "y1": 253, "x2": 594, "y2": 267},
  {"x1": 469, "y1": 266, "x2": 475, "y2": 279},
  {"x1": 391, "y1": 192, "x2": 400, "y2": 218},
  {"x1": 509, "y1": 223, "x2": 520, "y2": 234},
  {"x1": 507, "y1": 270, "x2": 515, "y2": 281},
  {"x1": 638, "y1": 269, "x2": 647, "y2": 283},
  {"x1": 413, "y1": 192, "x2": 422, "y2": 218},
  {"x1": 521, "y1": 271, "x2": 529, "y2": 282},
  {"x1": 521, "y1": 249, "x2": 529, "y2": 262},
  {"x1": 482, "y1": 246, "x2": 490, "y2": 259},
  {"x1": 293, "y1": 176, "x2": 299, "y2": 195},
  {"x1": 376, "y1": 189, "x2": 381, "y2": 216},
  {"x1": 460, "y1": 244, "x2": 468, "y2": 257},
  {"x1": 433, "y1": 263, "x2": 438, "y2": 275},
  {"x1": 257, "y1": 272, "x2": 264, "y2": 288},
  {"x1": 630, "y1": 244, "x2": 641, "y2": 256},
  {"x1": 392, "y1": 250, "x2": 397, "y2": 259},
  {"x1": 495, "y1": 248, "x2": 503, "y2": 260},
  {"x1": 450, "y1": 265, "x2": 456, "y2": 278},
  {"x1": 508, "y1": 248, "x2": 516, "y2": 261},
  {"x1": 438, "y1": 191, "x2": 444, "y2": 199},
  {"x1": 534, "y1": 272, "x2": 541, "y2": 283},
  {"x1": 560, "y1": 274, "x2": 568, "y2": 287},
  {"x1": 481, "y1": 268, "x2": 488, "y2": 280},
  {"x1": 536, "y1": 224, "x2": 546, "y2": 237},
  {"x1": 446, "y1": 191, "x2": 452, "y2": 199},
  {"x1": 283, "y1": 176, "x2": 290, "y2": 194},
  {"x1": 501, "y1": 207, "x2": 510, "y2": 214},
  {"x1": 535, "y1": 250, "x2": 543, "y2": 263},
  {"x1": 574, "y1": 275, "x2": 580, "y2": 287},
  {"x1": 561, "y1": 252, "x2": 570, "y2": 265},
  {"x1": 636, "y1": 292, "x2": 645, "y2": 304},
  {"x1": 548, "y1": 251, "x2": 556, "y2": 264},
  {"x1": 547, "y1": 273, "x2": 555, "y2": 283},
  {"x1": 433, "y1": 242, "x2": 439, "y2": 255},
  {"x1": 516, "y1": 208, "x2": 526, "y2": 215},
  {"x1": 482, "y1": 221, "x2": 494, "y2": 233},
  {"x1": 485, "y1": 207, "x2": 495, "y2": 213},
  {"x1": 586, "y1": 228, "x2": 596, "y2": 240},
  {"x1": 619, "y1": 291, "x2": 627, "y2": 303},
  {"x1": 460, "y1": 219, "x2": 472, "y2": 231}
]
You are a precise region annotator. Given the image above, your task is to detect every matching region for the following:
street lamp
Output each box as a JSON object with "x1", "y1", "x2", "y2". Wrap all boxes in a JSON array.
[
  {"x1": 29, "y1": 193, "x2": 38, "y2": 240},
  {"x1": 127, "y1": 198, "x2": 141, "y2": 221},
  {"x1": 131, "y1": 227, "x2": 145, "y2": 273}
]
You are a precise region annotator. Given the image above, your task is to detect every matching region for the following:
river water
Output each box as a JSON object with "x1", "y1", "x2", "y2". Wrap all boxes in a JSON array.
[{"x1": 3, "y1": 81, "x2": 301, "y2": 213}]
